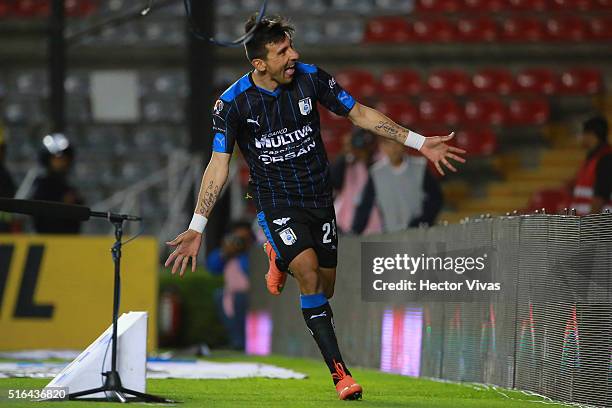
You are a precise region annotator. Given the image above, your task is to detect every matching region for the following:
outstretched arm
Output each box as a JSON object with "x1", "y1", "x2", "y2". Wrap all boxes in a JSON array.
[
  {"x1": 347, "y1": 102, "x2": 466, "y2": 176},
  {"x1": 164, "y1": 151, "x2": 231, "y2": 277}
]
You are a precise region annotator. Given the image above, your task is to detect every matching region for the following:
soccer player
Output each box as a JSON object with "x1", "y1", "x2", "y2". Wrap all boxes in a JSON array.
[{"x1": 165, "y1": 15, "x2": 466, "y2": 400}]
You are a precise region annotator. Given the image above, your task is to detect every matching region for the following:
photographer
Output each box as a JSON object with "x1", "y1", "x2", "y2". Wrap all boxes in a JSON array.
[{"x1": 206, "y1": 220, "x2": 254, "y2": 350}]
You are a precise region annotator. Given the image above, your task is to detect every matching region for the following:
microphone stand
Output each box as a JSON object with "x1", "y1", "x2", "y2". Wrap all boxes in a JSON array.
[{"x1": 66, "y1": 212, "x2": 173, "y2": 403}]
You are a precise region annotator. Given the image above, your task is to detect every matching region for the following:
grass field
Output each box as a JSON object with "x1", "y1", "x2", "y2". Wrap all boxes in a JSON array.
[{"x1": 0, "y1": 353, "x2": 570, "y2": 407}]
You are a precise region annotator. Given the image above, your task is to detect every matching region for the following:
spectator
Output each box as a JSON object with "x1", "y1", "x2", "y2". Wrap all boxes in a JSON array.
[
  {"x1": 571, "y1": 116, "x2": 612, "y2": 215},
  {"x1": 371, "y1": 137, "x2": 443, "y2": 231},
  {"x1": 0, "y1": 127, "x2": 17, "y2": 232},
  {"x1": 206, "y1": 220, "x2": 254, "y2": 350},
  {"x1": 31, "y1": 133, "x2": 84, "y2": 234},
  {"x1": 330, "y1": 129, "x2": 382, "y2": 235}
]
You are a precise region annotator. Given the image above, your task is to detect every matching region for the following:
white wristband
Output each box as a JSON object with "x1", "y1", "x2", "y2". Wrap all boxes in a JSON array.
[
  {"x1": 188, "y1": 213, "x2": 208, "y2": 233},
  {"x1": 404, "y1": 130, "x2": 426, "y2": 151}
]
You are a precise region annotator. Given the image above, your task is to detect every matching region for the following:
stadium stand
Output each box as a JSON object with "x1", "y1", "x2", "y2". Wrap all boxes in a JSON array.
[{"x1": 0, "y1": 0, "x2": 610, "y2": 228}]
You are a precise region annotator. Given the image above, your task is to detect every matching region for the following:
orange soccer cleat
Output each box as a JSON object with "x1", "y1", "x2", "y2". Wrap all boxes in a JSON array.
[
  {"x1": 332, "y1": 361, "x2": 363, "y2": 401},
  {"x1": 263, "y1": 241, "x2": 287, "y2": 295}
]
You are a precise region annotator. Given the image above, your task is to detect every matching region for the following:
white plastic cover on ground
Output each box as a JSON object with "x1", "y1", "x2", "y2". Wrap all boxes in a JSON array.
[{"x1": 0, "y1": 361, "x2": 306, "y2": 380}]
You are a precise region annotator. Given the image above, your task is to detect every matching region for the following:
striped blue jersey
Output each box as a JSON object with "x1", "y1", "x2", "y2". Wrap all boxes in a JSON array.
[{"x1": 211, "y1": 62, "x2": 356, "y2": 211}]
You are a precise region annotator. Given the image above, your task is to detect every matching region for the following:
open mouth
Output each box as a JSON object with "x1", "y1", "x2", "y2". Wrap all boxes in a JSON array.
[{"x1": 285, "y1": 64, "x2": 295, "y2": 76}]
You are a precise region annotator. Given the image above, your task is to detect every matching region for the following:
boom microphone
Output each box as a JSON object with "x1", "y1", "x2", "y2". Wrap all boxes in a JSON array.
[{"x1": 0, "y1": 199, "x2": 141, "y2": 222}]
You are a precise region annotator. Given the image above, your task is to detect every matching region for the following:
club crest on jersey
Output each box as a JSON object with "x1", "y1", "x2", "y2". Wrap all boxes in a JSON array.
[
  {"x1": 279, "y1": 227, "x2": 298, "y2": 246},
  {"x1": 298, "y1": 97, "x2": 312, "y2": 116},
  {"x1": 213, "y1": 99, "x2": 224, "y2": 115}
]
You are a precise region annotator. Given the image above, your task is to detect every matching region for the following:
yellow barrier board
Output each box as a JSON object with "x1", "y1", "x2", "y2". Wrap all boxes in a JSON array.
[{"x1": 0, "y1": 235, "x2": 158, "y2": 351}]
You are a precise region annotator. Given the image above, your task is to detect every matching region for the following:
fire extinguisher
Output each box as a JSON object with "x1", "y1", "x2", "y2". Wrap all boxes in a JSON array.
[{"x1": 159, "y1": 287, "x2": 182, "y2": 347}]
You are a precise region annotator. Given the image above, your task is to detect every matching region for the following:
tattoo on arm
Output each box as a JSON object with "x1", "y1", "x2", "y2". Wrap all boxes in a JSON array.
[
  {"x1": 197, "y1": 180, "x2": 220, "y2": 216},
  {"x1": 374, "y1": 121, "x2": 407, "y2": 143}
]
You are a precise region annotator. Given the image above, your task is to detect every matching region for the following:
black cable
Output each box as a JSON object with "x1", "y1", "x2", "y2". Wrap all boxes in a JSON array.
[
  {"x1": 121, "y1": 219, "x2": 145, "y2": 246},
  {"x1": 184, "y1": 0, "x2": 268, "y2": 47}
]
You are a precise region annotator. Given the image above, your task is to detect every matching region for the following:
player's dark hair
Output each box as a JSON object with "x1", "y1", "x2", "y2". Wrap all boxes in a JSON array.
[
  {"x1": 244, "y1": 14, "x2": 294, "y2": 61},
  {"x1": 583, "y1": 115, "x2": 609, "y2": 143}
]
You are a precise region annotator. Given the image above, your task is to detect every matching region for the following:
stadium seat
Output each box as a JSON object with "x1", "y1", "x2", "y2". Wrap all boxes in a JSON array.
[
  {"x1": 501, "y1": 17, "x2": 545, "y2": 42},
  {"x1": 142, "y1": 98, "x2": 184, "y2": 123},
  {"x1": 413, "y1": 18, "x2": 457, "y2": 42},
  {"x1": 515, "y1": 68, "x2": 558, "y2": 95},
  {"x1": 426, "y1": 69, "x2": 471, "y2": 95},
  {"x1": 375, "y1": 99, "x2": 419, "y2": 126},
  {"x1": 454, "y1": 128, "x2": 497, "y2": 156},
  {"x1": 294, "y1": 19, "x2": 324, "y2": 45},
  {"x1": 589, "y1": 16, "x2": 612, "y2": 41},
  {"x1": 464, "y1": 97, "x2": 507, "y2": 126},
  {"x1": 559, "y1": 68, "x2": 603, "y2": 95},
  {"x1": 548, "y1": 0, "x2": 593, "y2": 10},
  {"x1": 595, "y1": 0, "x2": 612, "y2": 10},
  {"x1": 13, "y1": 0, "x2": 49, "y2": 17},
  {"x1": 507, "y1": 0, "x2": 548, "y2": 10},
  {"x1": 364, "y1": 17, "x2": 413, "y2": 43},
  {"x1": 3, "y1": 99, "x2": 43, "y2": 124},
  {"x1": 335, "y1": 69, "x2": 378, "y2": 100},
  {"x1": 507, "y1": 97, "x2": 550, "y2": 125},
  {"x1": 0, "y1": 1, "x2": 12, "y2": 18},
  {"x1": 471, "y1": 68, "x2": 515, "y2": 95},
  {"x1": 546, "y1": 16, "x2": 587, "y2": 42},
  {"x1": 463, "y1": 0, "x2": 508, "y2": 12},
  {"x1": 380, "y1": 69, "x2": 422, "y2": 96},
  {"x1": 415, "y1": 0, "x2": 462, "y2": 13},
  {"x1": 65, "y1": 0, "x2": 97, "y2": 17},
  {"x1": 418, "y1": 97, "x2": 463, "y2": 125},
  {"x1": 456, "y1": 17, "x2": 498, "y2": 42},
  {"x1": 373, "y1": 0, "x2": 415, "y2": 13},
  {"x1": 325, "y1": 18, "x2": 364, "y2": 44},
  {"x1": 330, "y1": 0, "x2": 373, "y2": 14},
  {"x1": 526, "y1": 187, "x2": 571, "y2": 214}
]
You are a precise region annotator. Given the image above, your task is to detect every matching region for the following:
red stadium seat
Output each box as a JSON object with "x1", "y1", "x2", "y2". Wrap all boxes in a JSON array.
[
  {"x1": 454, "y1": 128, "x2": 497, "y2": 156},
  {"x1": 549, "y1": 0, "x2": 593, "y2": 10},
  {"x1": 463, "y1": 0, "x2": 509, "y2": 12},
  {"x1": 546, "y1": 16, "x2": 587, "y2": 42},
  {"x1": 364, "y1": 17, "x2": 413, "y2": 43},
  {"x1": 13, "y1": 0, "x2": 50, "y2": 17},
  {"x1": 335, "y1": 69, "x2": 378, "y2": 100},
  {"x1": 559, "y1": 68, "x2": 603, "y2": 95},
  {"x1": 515, "y1": 68, "x2": 559, "y2": 95},
  {"x1": 595, "y1": 0, "x2": 612, "y2": 10},
  {"x1": 456, "y1": 17, "x2": 498, "y2": 42},
  {"x1": 472, "y1": 68, "x2": 515, "y2": 95},
  {"x1": 415, "y1": 0, "x2": 462, "y2": 13},
  {"x1": 526, "y1": 188, "x2": 571, "y2": 214},
  {"x1": 507, "y1": 97, "x2": 550, "y2": 125},
  {"x1": 589, "y1": 17, "x2": 612, "y2": 41},
  {"x1": 375, "y1": 99, "x2": 419, "y2": 126},
  {"x1": 426, "y1": 69, "x2": 471, "y2": 95},
  {"x1": 501, "y1": 17, "x2": 545, "y2": 42},
  {"x1": 65, "y1": 0, "x2": 98, "y2": 17},
  {"x1": 508, "y1": 0, "x2": 548, "y2": 10},
  {"x1": 380, "y1": 70, "x2": 422, "y2": 96},
  {"x1": 0, "y1": 1, "x2": 12, "y2": 18},
  {"x1": 418, "y1": 97, "x2": 463, "y2": 125},
  {"x1": 413, "y1": 18, "x2": 457, "y2": 42},
  {"x1": 464, "y1": 97, "x2": 507, "y2": 126}
]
